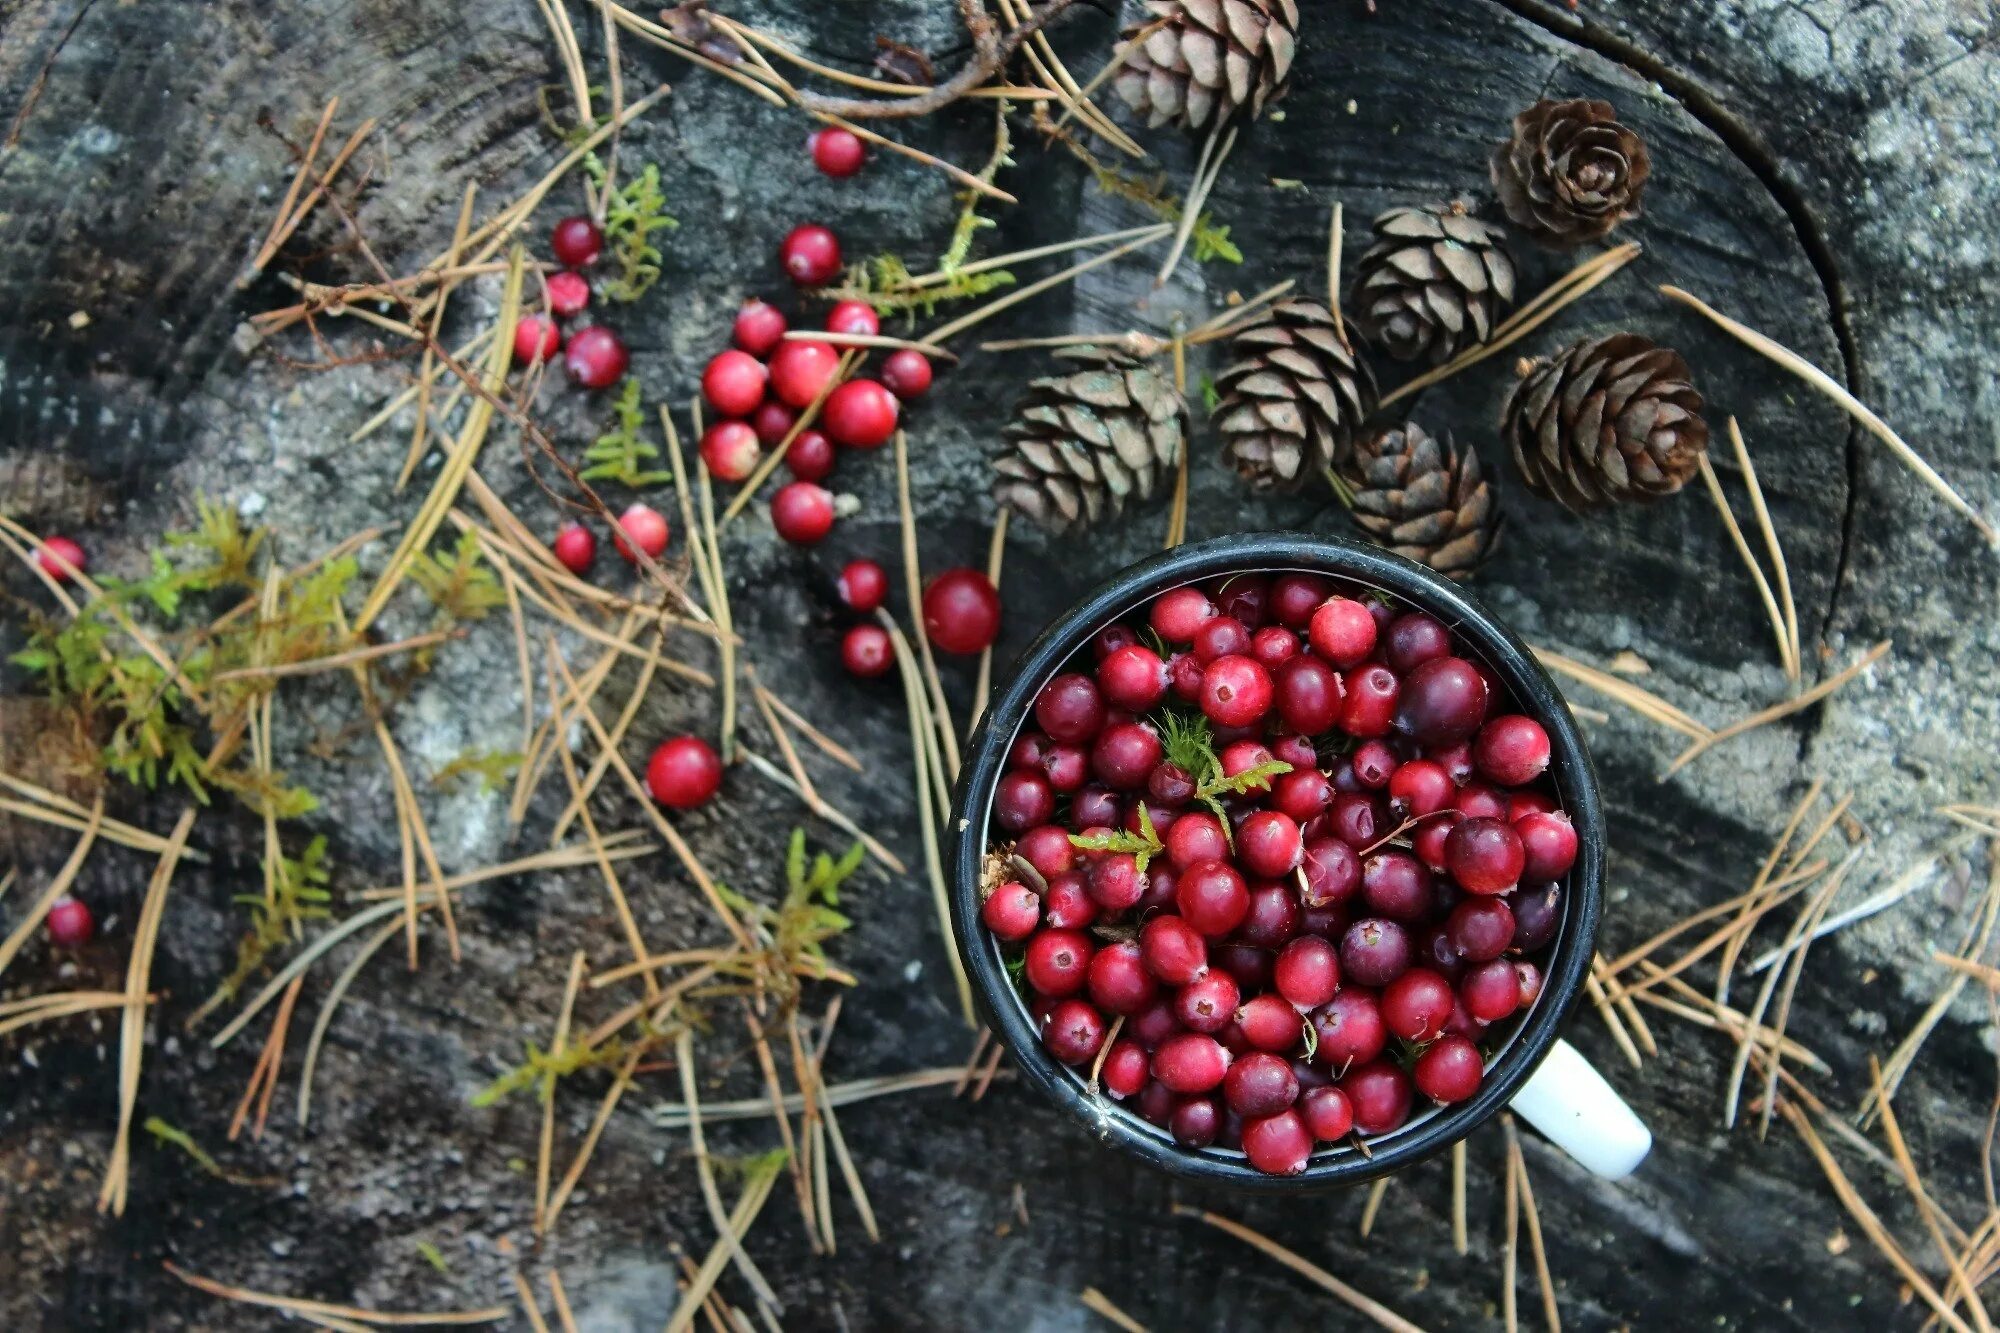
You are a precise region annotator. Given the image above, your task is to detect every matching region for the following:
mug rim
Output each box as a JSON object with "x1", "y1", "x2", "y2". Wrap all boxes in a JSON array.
[{"x1": 947, "y1": 531, "x2": 1604, "y2": 1192}]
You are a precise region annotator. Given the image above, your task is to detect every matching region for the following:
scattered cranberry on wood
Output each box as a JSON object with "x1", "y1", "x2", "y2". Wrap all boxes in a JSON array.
[{"x1": 645, "y1": 736, "x2": 721, "y2": 809}]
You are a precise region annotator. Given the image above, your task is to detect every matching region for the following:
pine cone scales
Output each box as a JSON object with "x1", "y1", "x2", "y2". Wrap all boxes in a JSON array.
[
  {"x1": 1113, "y1": 0, "x2": 1301, "y2": 131},
  {"x1": 993, "y1": 348, "x2": 1190, "y2": 533},
  {"x1": 1502, "y1": 333, "x2": 1709, "y2": 510},
  {"x1": 1348, "y1": 423, "x2": 1501, "y2": 581},
  {"x1": 1352, "y1": 203, "x2": 1518, "y2": 365},
  {"x1": 1214, "y1": 299, "x2": 1378, "y2": 492},
  {"x1": 1491, "y1": 98, "x2": 1651, "y2": 248}
]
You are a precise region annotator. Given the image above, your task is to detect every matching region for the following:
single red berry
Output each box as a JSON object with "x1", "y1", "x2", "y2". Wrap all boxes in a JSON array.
[
  {"x1": 1273, "y1": 655, "x2": 1343, "y2": 734},
  {"x1": 1340, "y1": 664, "x2": 1401, "y2": 738},
  {"x1": 780, "y1": 223, "x2": 843, "y2": 285},
  {"x1": 1034, "y1": 673, "x2": 1103, "y2": 744},
  {"x1": 1192, "y1": 616, "x2": 1252, "y2": 665},
  {"x1": 1301, "y1": 836, "x2": 1361, "y2": 907},
  {"x1": 1219, "y1": 740, "x2": 1279, "y2": 792},
  {"x1": 1251, "y1": 625, "x2": 1300, "y2": 671},
  {"x1": 1133, "y1": 1004, "x2": 1184, "y2": 1054},
  {"x1": 1169, "y1": 1095, "x2": 1223, "y2": 1147},
  {"x1": 840, "y1": 623, "x2": 894, "y2": 678},
  {"x1": 1382, "y1": 968, "x2": 1456, "y2": 1042},
  {"x1": 1462, "y1": 957, "x2": 1522, "y2": 1022},
  {"x1": 1455, "y1": 782, "x2": 1509, "y2": 820},
  {"x1": 646, "y1": 735, "x2": 721, "y2": 808},
  {"x1": 1167, "y1": 652, "x2": 1204, "y2": 703},
  {"x1": 1073, "y1": 790, "x2": 1122, "y2": 831},
  {"x1": 1507, "y1": 883, "x2": 1564, "y2": 952},
  {"x1": 1330, "y1": 792, "x2": 1386, "y2": 850},
  {"x1": 1270, "y1": 573, "x2": 1331, "y2": 627},
  {"x1": 770, "y1": 482, "x2": 835, "y2": 545},
  {"x1": 1102, "y1": 1040, "x2": 1151, "y2": 1099},
  {"x1": 45, "y1": 895, "x2": 95, "y2": 947},
  {"x1": 1300, "y1": 1085, "x2": 1355, "y2": 1141},
  {"x1": 1275, "y1": 936, "x2": 1340, "y2": 1010},
  {"x1": 1092, "y1": 723, "x2": 1161, "y2": 790},
  {"x1": 1309, "y1": 597, "x2": 1377, "y2": 667},
  {"x1": 1238, "y1": 810, "x2": 1304, "y2": 878},
  {"x1": 995, "y1": 772, "x2": 1055, "y2": 832},
  {"x1": 1025, "y1": 928, "x2": 1094, "y2": 997},
  {"x1": 1214, "y1": 574, "x2": 1269, "y2": 628},
  {"x1": 1176, "y1": 860, "x2": 1250, "y2": 938},
  {"x1": 1139, "y1": 915, "x2": 1208, "y2": 986},
  {"x1": 550, "y1": 215, "x2": 603, "y2": 268},
  {"x1": 1165, "y1": 811, "x2": 1230, "y2": 870},
  {"x1": 836, "y1": 558, "x2": 889, "y2": 613},
  {"x1": 1341, "y1": 1059, "x2": 1415, "y2": 1135},
  {"x1": 1515, "y1": 809, "x2": 1578, "y2": 881},
  {"x1": 785, "y1": 428, "x2": 836, "y2": 482},
  {"x1": 1431, "y1": 740, "x2": 1475, "y2": 785},
  {"x1": 733, "y1": 299, "x2": 789, "y2": 356},
  {"x1": 1213, "y1": 943, "x2": 1275, "y2": 996},
  {"x1": 1235, "y1": 993, "x2": 1303, "y2": 1052},
  {"x1": 808, "y1": 126, "x2": 867, "y2": 177},
  {"x1": 1474, "y1": 714, "x2": 1551, "y2": 786},
  {"x1": 1150, "y1": 586, "x2": 1216, "y2": 643},
  {"x1": 1099, "y1": 644, "x2": 1168, "y2": 713},
  {"x1": 1414, "y1": 1035, "x2": 1484, "y2": 1103},
  {"x1": 1514, "y1": 960, "x2": 1545, "y2": 1008},
  {"x1": 545, "y1": 270, "x2": 590, "y2": 319},
  {"x1": 699, "y1": 420, "x2": 763, "y2": 483},
  {"x1": 1042, "y1": 872, "x2": 1098, "y2": 930},
  {"x1": 1174, "y1": 970, "x2": 1241, "y2": 1034},
  {"x1": 1388, "y1": 758, "x2": 1454, "y2": 818},
  {"x1": 1152, "y1": 1032, "x2": 1231, "y2": 1094},
  {"x1": 1311, "y1": 989, "x2": 1388, "y2": 1067},
  {"x1": 749, "y1": 399, "x2": 800, "y2": 448},
  {"x1": 1225, "y1": 1051, "x2": 1300, "y2": 1119},
  {"x1": 1239, "y1": 880, "x2": 1303, "y2": 951},
  {"x1": 1362, "y1": 850, "x2": 1433, "y2": 922},
  {"x1": 768, "y1": 339, "x2": 841, "y2": 409},
  {"x1": 564, "y1": 325, "x2": 628, "y2": 389},
  {"x1": 1340, "y1": 917, "x2": 1413, "y2": 988},
  {"x1": 1016, "y1": 824, "x2": 1075, "y2": 880},
  {"x1": 1274, "y1": 769, "x2": 1334, "y2": 824},
  {"x1": 612, "y1": 503, "x2": 669, "y2": 563},
  {"x1": 1508, "y1": 789, "x2": 1559, "y2": 821},
  {"x1": 1084, "y1": 850, "x2": 1145, "y2": 911},
  {"x1": 513, "y1": 314, "x2": 562, "y2": 365},
  {"x1": 1384, "y1": 612, "x2": 1452, "y2": 672},
  {"x1": 820, "y1": 379, "x2": 899, "y2": 448},
  {"x1": 981, "y1": 880, "x2": 1041, "y2": 941},
  {"x1": 1412, "y1": 812, "x2": 1460, "y2": 871},
  {"x1": 1445, "y1": 817, "x2": 1526, "y2": 895},
  {"x1": 551, "y1": 524, "x2": 596, "y2": 575},
  {"x1": 1448, "y1": 897, "x2": 1516, "y2": 962},
  {"x1": 922, "y1": 568, "x2": 1001, "y2": 655},
  {"x1": 703, "y1": 349, "x2": 768, "y2": 417},
  {"x1": 35, "y1": 535, "x2": 87, "y2": 582},
  {"x1": 824, "y1": 299, "x2": 880, "y2": 337},
  {"x1": 1199, "y1": 654, "x2": 1273, "y2": 728},
  {"x1": 1088, "y1": 940, "x2": 1158, "y2": 1015},
  {"x1": 1241, "y1": 1108, "x2": 1312, "y2": 1175},
  {"x1": 1351, "y1": 739, "x2": 1398, "y2": 789},
  {"x1": 1399, "y1": 656, "x2": 1491, "y2": 745},
  {"x1": 880, "y1": 348, "x2": 933, "y2": 399},
  {"x1": 1043, "y1": 999, "x2": 1107, "y2": 1066}
]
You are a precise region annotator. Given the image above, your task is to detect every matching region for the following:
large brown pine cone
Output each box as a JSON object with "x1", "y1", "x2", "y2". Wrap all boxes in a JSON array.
[
  {"x1": 1351, "y1": 203, "x2": 1518, "y2": 365},
  {"x1": 1490, "y1": 98, "x2": 1651, "y2": 248},
  {"x1": 1112, "y1": 0, "x2": 1300, "y2": 132},
  {"x1": 1501, "y1": 333, "x2": 1708, "y2": 510},
  {"x1": 992, "y1": 348, "x2": 1190, "y2": 533},
  {"x1": 1214, "y1": 299, "x2": 1378, "y2": 492},
  {"x1": 1347, "y1": 422, "x2": 1501, "y2": 581}
]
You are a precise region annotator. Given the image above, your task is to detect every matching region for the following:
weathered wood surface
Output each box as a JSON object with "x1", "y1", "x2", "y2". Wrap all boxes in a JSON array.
[{"x1": 3, "y1": 0, "x2": 1997, "y2": 1328}]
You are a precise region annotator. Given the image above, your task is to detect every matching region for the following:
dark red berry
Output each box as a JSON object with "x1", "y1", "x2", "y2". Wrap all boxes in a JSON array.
[
  {"x1": 1212, "y1": 943, "x2": 1275, "y2": 995},
  {"x1": 612, "y1": 503, "x2": 669, "y2": 563},
  {"x1": 1213, "y1": 574, "x2": 1270, "y2": 628},
  {"x1": 840, "y1": 623, "x2": 894, "y2": 678},
  {"x1": 768, "y1": 339, "x2": 841, "y2": 408},
  {"x1": 994, "y1": 771, "x2": 1055, "y2": 832},
  {"x1": 1300, "y1": 1085, "x2": 1355, "y2": 1141},
  {"x1": 733, "y1": 299, "x2": 788, "y2": 356},
  {"x1": 1085, "y1": 851, "x2": 1145, "y2": 912},
  {"x1": 1072, "y1": 789, "x2": 1122, "y2": 831},
  {"x1": 1041, "y1": 744, "x2": 1088, "y2": 792},
  {"x1": 1140, "y1": 916, "x2": 1208, "y2": 986},
  {"x1": 1167, "y1": 652, "x2": 1204, "y2": 703},
  {"x1": 1275, "y1": 936, "x2": 1340, "y2": 1009},
  {"x1": 1516, "y1": 810, "x2": 1578, "y2": 882},
  {"x1": 1044, "y1": 999, "x2": 1107, "y2": 1065},
  {"x1": 1192, "y1": 616, "x2": 1252, "y2": 665},
  {"x1": 1273, "y1": 769, "x2": 1334, "y2": 823},
  {"x1": 551, "y1": 524, "x2": 596, "y2": 575},
  {"x1": 1251, "y1": 625, "x2": 1300, "y2": 670},
  {"x1": 1274, "y1": 655, "x2": 1343, "y2": 734},
  {"x1": 1462, "y1": 958, "x2": 1521, "y2": 1022},
  {"x1": 1431, "y1": 740, "x2": 1475, "y2": 785},
  {"x1": 780, "y1": 223, "x2": 843, "y2": 285},
  {"x1": 1170, "y1": 1095, "x2": 1223, "y2": 1147},
  {"x1": 1312, "y1": 989, "x2": 1388, "y2": 1068},
  {"x1": 1399, "y1": 657, "x2": 1491, "y2": 745},
  {"x1": 546, "y1": 270, "x2": 590, "y2": 318},
  {"x1": 880, "y1": 348, "x2": 933, "y2": 399},
  {"x1": 770, "y1": 481, "x2": 835, "y2": 544},
  {"x1": 1301, "y1": 837, "x2": 1361, "y2": 907},
  {"x1": 1238, "y1": 811, "x2": 1304, "y2": 878},
  {"x1": 646, "y1": 736, "x2": 721, "y2": 808},
  {"x1": 821, "y1": 379, "x2": 899, "y2": 448},
  {"x1": 564, "y1": 325, "x2": 628, "y2": 388},
  {"x1": 550, "y1": 215, "x2": 603, "y2": 267},
  {"x1": 1242, "y1": 1108, "x2": 1312, "y2": 1175},
  {"x1": 749, "y1": 399, "x2": 799, "y2": 449},
  {"x1": 1507, "y1": 883, "x2": 1563, "y2": 951},
  {"x1": 1088, "y1": 940, "x2": 1158, "y2": 1014},
  {"x1": 808, "y1": 125, "x2": 867, "y2": 176},
  {"x1": 1308, "y1": 597, "x2": 1377, "y2": 667},
  {"x1": 1508, "y1": 789, "x2": 1558, "y2": 821},
  {"x1": 1362, "y1": 850, "x2": 1432, "y2": 922},
  {"x1": 1015, "y1": 824, "x2": 1074, "y2": 879},
  {"x1": 1136, "y1": 1080, "x2": 1176, "y2": 1126},
  {"x1": 1412, "y1": 812, "x2": 1460, "y2": 871},
  {"x1": 1175, "y1": 970, "x2": 1241, "y2": 1034},
  {"x1": 1448, "y1": 897, "x2": 1516, "y2": 962},
  {"x1": 1176, "y1": 860, "x2": 1250, "y2": 937},
  {"x1": 1092, "y1": 723, "x2": 1162, "y2": 790},
  {"x1": 45, "y1": 895, "x2": 95, "y2": 947},
  {"x1": 1475, "y1": 714, "x2": 1551, "y2": 786},
  {"x1": 1166, "y1": 812, "x2": 1230, "y2": 869},
  {"x1": 1414, "y1": 1034, "x2": 1484, "y2": 1103},
  {"x1": 1341, "y1": 1059, "x2": 1415, "y2": 1135},
  {"x1": 1340, "y1": 665, "x2": 1401, "y2": 738},
  {"x1": 1383, "y1": 968, "x2": 1455, "y2": 1042},
  {"x1": 922, "y1": 569, "x2": 1001, "y2": 655},
  {"x1": 1025, "y1": 928, "x2": 1094, "y2": 997},
  {"x1": 1100, "y1": 644, "x2": 1168, "y2": 713},
  {"x1": 981, "y1": 881, "x2": 1041, "y2": 941},
  {"x1": 1383, "y1": 612, "x2": 1451, "y2": 672},
  {"x1": 784, "y1": 427, "x2": 836, "y2": 485},
  {"x1": 1269, "y1": 573, "x2": 1331, "y2": 628},
  {"x1": 1035, "y1": 673, "x2": 1106, "y2": 745},
  {"x1": 1101, "y1": 1040, "x2": 1150, "y2": 1099},
  {"x1": 1339, "y1": 917, "x2": 1412, "y2": 988},
  {"x1": 1388, "y1": 758, "x2": 1454, "y2": 817},
  {"x1": 700, "y1": 420, "x2": 762, "y2": 483},
  {"x1": 1235, "y1": 993, "x2": 1303, "y2": 1052},
  {"x1": 1330, "y1": 793, "x2": 1385, "y2": 849},
  {"x1": 513, "y1": 314, "x2": 561, "y2": 364},
  {"x1": 824, "y1": 300, "x2": 880, "y2": 337},
  {"x1": 1238, "y1": 881, "x2": 1303, "y2": 951},
  {"x1": 1153, "y1": 1032, "x2": 1231, "y2": 1094},
  {"x1": 1042, "y1": 873, "x2": 1098, "y2": 930},
  {"x1": 1149, "y1": 587, "x2": 1215, "y2": 643},
  {"x1": 1419, "y1": 923, "x2": 1467, "y2": 984},
  {"x1": 1445, "y1": 817, "x2": 1525, "y2": 895},
  {"x1": 1225, "y1": 1052, "x2": 1300, "y2": 1118},
  {"x1": 1351, "y1": 740, "x2": 1397, "y2": 789},
  {"x1": 1130, "y1": 1000, "x2": 1181, "y2": 1050},
  {"x1": 836, "y1": 559, "x2": 889, "y2": 613}
]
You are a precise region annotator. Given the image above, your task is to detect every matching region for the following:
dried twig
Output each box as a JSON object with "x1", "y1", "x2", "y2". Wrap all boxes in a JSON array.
[
  {"x1": 164, "y1": 1262, "x2": 508, "y2": 1326},
  {"x1": 1531, "y1": 647, "x2": 1713, "y2": 741},
  {"x1": 794, "y1": 0, "x2": 1083, "y2": 121},
  {"x1": 1359, "y1": 1176, "x2": 1390, "y2": 1237},
  {"x1": 1698, "y1": 449, "x2": 1796, "y2": 681},
  {"x1": 1081, "y1": 1288, "x2": 1150, "y2": 1333},
  {"x1": 1174, "y1": 1206, "x2": 1429, "y2": 1333}
]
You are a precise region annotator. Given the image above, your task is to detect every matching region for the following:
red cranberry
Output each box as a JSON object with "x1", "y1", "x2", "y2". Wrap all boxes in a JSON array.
[
  {"x1": 1309, "y1": 597, "x2": 1377, "y2": 667},
  {"x1": 1508, "y1": 789, "x2": 1558, "y2": 821},
  {"x1": 1455, "y1": 782, "x2": 1508, "y2": 820},
  {"x1": 1176, "y1": 861, "x2": 1249, "y2": 937},
  {"x1": 1192, "y1": 616, "x2": 1252, "y2": 665},
  {"x1": 981, "y1": 881, "x2": 1041, "y2": 941},
  {"x1": 750, "y1": 399, "x2": 799, "y2": 447},
  {"x1": 1071, "y1": 788, "x2": 1122, "y2": 831},
  {"x1": 808, "y1": 125, "x2": 866, "y2": 177},
  {"x1": 1042, "y1": 873, "x2": 1097, "y2": 929},
  {"x1": 1340, "y1": 918, "x2": 1412, "y2": 988},
  {"x1": 1139, "y1": 861, "x2": 1178, "y2": 913},
  {"x1": 34, "y1": 534, "x2": 87, "y2": 583},
  {"x1": 1329, "y1": 793, "x2": 1385, "y2": 849},
  {"x1": 1443, "y1": 997, "x2": 1484, "y2": 1040},
  {"x1": 1153, "y1": 1032, "x2": 1231, "y2": 1093},
  {"x1": 821, "y1": 379, "x2": 899, "y2": 448},
  {"x1": 1515, "y1": 960, "x2": 1545, "y2": 1007},
  {"x1": 700, "y1": 420, "x2": 762, "y2": 483},
  {"x1": 770, "y1": 482, "x2": 835, "y2": 544},
  {"x1": 1093, "y1": 723, "x2": 1162, "y2": 789},
  {"x1": 840, "y1": 623, "x2": 894, "y2": 678},
  {"x1": 1274, "y1": 656, "x2": 1343, "y2": 733},
  {"x1": 550, "y1": 215, "x2": 603, "y2": 267},
  {"x1": 1015, "y1": 824, "x2": 1074, "y2": 879},
  {"x1": 551, "y1": 524, "x2": 596, "y2": 575},
  {"x1": 646, "y1": 736, "x2": 721, "y2": 808},
  {"x1": 922, "y1": 569, "x2": 1001, "y2": 655},
  {"x1": 1448, "y1": 897, "x2": 1516, "y2": 961},
  {"x1": 1219, "y1": 741, "x2": 1279, "y2": 793},
  {"x1": 1242, "y1": 1109, "x2": 1312, "y2": 1175},
  {"x1": 1167, "y1": 652, "x2": 1204, "y2": 703},
  {"x1": 835, "y1": 559, "x2": 889, "y2": 614},
  {"x1": 1098, "y1": 645, "x2": 1167, "y2": 713},
  {"x1": 1214, "y1": 574, "x2": 1270, "y2": 627},
  {"x1": 994, "y1": 771, "x2": 1055, "y2": 832},
  {"x1": 565, "y1": 325, "x2": 629, "y2": 388},
  {"x1": 1140, "y1": 916, "x2": 1208, "y2": 986},
  {"x1": 733, "y1": 299, "x2": 788, "y2": 356},
  {"x1": 1275, "y1": 936, "x2": 1340, "y2": 1009},
  {"x1": 1044, "y1": 999, "x2": 1107, "y2": 1065},
  {"x1": 1384, "y1": 612, "x2": 1451, "y2": 672},
  {"x1": 768, "y1": 339, "x2": 841, "y2": 408},
  {"x1": 1414, "y1": 1034, "x2": 1484, "y2": 1103},
  {"x1": 1094, "y1": 625, "x2": 1140, "y2": 658},
  {"x1": 824, "y1": 299, "x2": 880, "y2": 337},
  {"x1": 1412, "y1": 812, "x2": 1460, "y2": 871},
  {"x1": 1273, "y1": 769, "x2": 1333, "y2": 823},
  {"x1": 45, "y1": 895, "x2": 95, "y2": 947},
  {"x1": 1135, "y1": 1080, "x2": 1176, "y2": 1125},
  {"x1": 702, "y1": 349, "x2": 766, "y2": 416},
  {"x1": 1025, "y1": 928, "x2": 1093, "y2": 996},
  {"x1": 1431, "y1": 740, "x2": 1475, "y2": 785},
  {"x1": 1041, "y1": 744, "x2": 1088, "y2": 792},
  {"x1": 1388, "y1": 759, "x2": 1454, "y2": 817},
  {"x1": 1419, "y1": 923, "x2": 1467, "y2": 984},
  {"x1": 1507, "y1": 883, "x2": 1564, "y2": 951},
  {"x1": 1462, "y1": 958, "x2": 1522, "y2": 1022},
  {"x1": 1383, "y1": 968, "x2": 1455, "y2": 1042},
  {"x1": 1300, "y1": 901, "x2": 1349, "y2": 940},
  {"x1": 513, "y1": 314, "x2": 561, "y2": 364},
  {"x1": 1250, "y1": 625, "x2": 1300, "y2": 670},
  {"x1": 1351, "y1": 740, "x2": 1397, "y2": 790},
  {"x1": 1340, "y1": 1060, "x2": 1414, "y2": 1134},
  {"x1": 1312, "y1": 989, "x2": 1387, "y2": 1067},
  {"x1": 880, "y1": 348, "x2": 933, "y2": 399},
  {"x1": 1238, "y1": 811, "x2": 1304, "y2": 878},
  {"x1": 1035, "y1": 674, "x2": 1105, "y2": 744},
  {"x1": 1475, "y1": 715, "x2": 1551, "y2": 786},
  {"x1": 1200, "y1": 655, "x2": 1273, "y2": 728},
  {"x1": 1399, "y1": 657, "x2": 1491, "y2": 745},
  {"x1": 1445, "y1": 817, "x2": 1525, "y2": 894},
  {"x1": 612, "y1": 503, "x2": 669, "y2": 563},
  {"x1": 1170, "y1": 1095, "x2": 1223, "y2": 1147},
  {"x1": 1301, "y1": 837, "x2": 1361, "y2": 906},
  {"x1": 1010, "y1": 732, "x2": 1050, "y2": 771},
  {"x1": 1102, "y1": 1040, "x2": 1150, "y2": 1099},
  {"x1": 1300, "y1": 1085, "x2": 1355, "y2": 1141},
  {"x1": 1149, "y1": 586, "x2": 1215, "y2": 643},
  {"x1": 780, "y1": 223, "x2": 843, "y2": 285},
  {"x1": 1212, "y1": 943, "x2": 1275, "y2": 994},
  {"x1": 783, "y1": 428, "x2": 836, "y2": 482},
  {"x1": 1361, "y1": 850, "x2": 1432, "y2": 922},
  {"x1": 1516, "y1": 810, "x2": 1578, "y2": 881},
  {"x1": 1130, "y1": 1000, "x2": 1181, "y2": 1050},
  {"x1": 1174, "y1": 971, "x2": 1241, "y2": 1034},
  {"x1": 1085, "y1": 852, "x2": 1145, "y2": 912},
  {"x1": 1166, "y1": 812, "x2": 1229, "y2": 869},
  {"x1": 1225, "y1": 1052, "x2": 1300, "y2": 1118},
  {"x1": 1088, "y1": 940, "x2": 1158, "y2": 1014},
  {"x1": 1236, "y1": 993, "x2": 1303, "y2": 1052},
  {"x1": 1239, "y1": 881, "x2": 1303, "y2": 951},
  {"x1": 1269, "y1": 573, "x2": 1331, "y2": 628},
  {"x1": 1340, "y1": 665, "x2": 1401, "y2": 737}
]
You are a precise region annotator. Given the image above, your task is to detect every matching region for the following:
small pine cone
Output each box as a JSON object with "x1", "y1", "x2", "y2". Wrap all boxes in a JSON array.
[
  {"x1": 1351, "y1": 202, "x2": 1518, "y2": 365},
  {"x1": 1214, "y1": 299, "x2": 1378, "y2": 492},
  {"x1": 993, "y1": 348, "x2": 1190, "y2": 533},
  {"x1": 1347, "y1": 423, "x2": 1501, "y2": 581},
  {"x1": 1113, "y1": 0, "x2": 1300, "y2": 132},
  {"x1": 1491, "y1": 98, "x2": 1652, "y2": 248},
  {"x1": 1501, "y1": 333, "x2": 1709, "y2": 510}
]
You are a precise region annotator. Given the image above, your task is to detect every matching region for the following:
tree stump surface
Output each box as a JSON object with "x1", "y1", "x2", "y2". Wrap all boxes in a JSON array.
[{"x1": 2, "y1": 1, "x2": 1997, "y2": 1328}]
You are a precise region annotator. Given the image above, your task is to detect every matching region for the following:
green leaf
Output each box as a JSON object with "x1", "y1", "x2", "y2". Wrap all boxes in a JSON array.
[
  {"x1": 1199, "y1": 376, "x2": 1221, "y2": 413},
  {"x1": 1202, "y1": 758, "x2": 1293, "y2": 800},
  {"x1": 578, "y1": 379, "x2": 672, "y2": 488},
  {"x1": 588, "y1": 159, "x2": 678, "y2": 303}
]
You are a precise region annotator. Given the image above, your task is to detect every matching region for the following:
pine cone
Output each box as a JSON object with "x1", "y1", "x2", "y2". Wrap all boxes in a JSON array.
[
  {"x1": 1490, "y1": 98, "x2": 1651, "y2": 248},
  {"x1": 1351, "y1": 203, "x2": 1518, "y2": 366},
  {"x1": 1214, "y1": 299, "x2": 1378, "y2": 492},
  {"x1": 1347, "y1": 423, "x2": 1501, "y2": 581},
  {"x1": 993, "y1": 348, "x2": 1190, "y2": 533},
  {"x1": 1501, "y1": 333, "x2": 1708, "y2": 510},
  {"x1": 1113, "y1": 0, "x2": 1300, "y2": 132}
]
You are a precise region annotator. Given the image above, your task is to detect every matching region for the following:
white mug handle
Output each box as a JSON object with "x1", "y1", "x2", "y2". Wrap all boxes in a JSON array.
[{"x1": 1507, "y1": 1037, "x2": 1652, "y2": 1179}]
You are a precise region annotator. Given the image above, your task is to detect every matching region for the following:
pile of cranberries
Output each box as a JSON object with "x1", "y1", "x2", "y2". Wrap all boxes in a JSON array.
[
  {"x1": 978, "y1": 572, "x2": 1577, "y2": 1176},
  {"x1": 512, "y1": 214, "x2": 632, "y2": 391}
]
